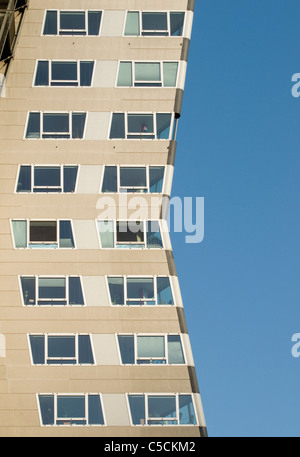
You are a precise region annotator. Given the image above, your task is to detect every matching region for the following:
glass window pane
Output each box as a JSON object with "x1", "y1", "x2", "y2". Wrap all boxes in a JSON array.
[
  {"x1": 118, "y1": 335, "x2": 134, "y2": 364},
  {"x1": 127, "y1": 114, "x2": 154, "y2": 139},
  {"x1": 127, "y1": 278, "x2": 154, "y2": 300},
  {"x1": 109, "y1": 113, "x2": 125, "y2": 139},
  {"x1": 78, "y1": 335, "x2": 94, "y2": 364},
  {"x1": 142, "y1": 13, "x2": 168, "y2": 35},
  {"x1": 148, "y1": 396, "x2": 176, "y2": 419},
  {"x1": 135, "y1": 63, "x2": 161, "y2": 84},
  {"x1": 128, "y1": 395, "x2": 145, "y2": 425},
  {"x1": 60, "y1": 12, "x2": 85, "y2": 33},
  {"x1": 29, "y1": 335, "x2": 45, "y2": 364},
  {"x1": 48, "y1": 336, "x2": 75, "y2": 358},
  {"x1": 146, "y1": 221, "x2": 163, "y2": 248},
  {"x1": 163, "y1": 62, "x2": 178, "y2": 87},
  {"x1": 157, "y1": 277, "x2": 173, "y2": 305},
  {"x1": 120, "y1": 167, "x2": 146, "y2": 189},
  {"x1": 117, "y1": 62, "x2": 132, "y2": 87},
  {"x1": 43, "y1": 11, "x2": 57, "y2": 35},
  {"x1": 69, "y1": 277, "x2": 84, "y2": 305},
  {"x1": 59, "y1": 221, "x2": 74, "y2": 248},
  {"x1": 98, "y1": 220, "x2": 114, "y2": 248},
  {"x1": 88, "y1": 11, "x2": 102, "y2": 35},
  {"x1": 117, "y1": 221, "x2": 144, "y2": 243},
  {"x1": 51, "y1": 62, "x2": 77, "y2": 86},
  {"x1": 17, "y1": 166, "x2": 31, "y2": 192},
  {"x1": 137, "y1": 336, "x2": 165, "y2": 358},
  {"x1": 39, "y1": 278, "x2": 66, "y2": 299},
  {"x1": 167, "y1": 335, "x2": 185, "y2": 364},
  {"x1": 63, "y1": 166, "x2": 78, "y2": 193},
  {"x1": 88, "y1": 395, "x2": 104, "y2": 425},
  {"x1": 170, "y1": 12, "x2": 185, "y2": 37},
  {"x1": 102, "y1": 166, "x2": 117, "y2": 192},
  {"x1": 34, "y1": 166, "x2": 60, "y2": 189},
  {"x1": 26, "y1": 112, "x2": 40, "y2": 139},
  {"x1": 72, "y1": 113, "x2": 86, "y2": 139},
  {"x1": 12, "y1": 220, "x2": 27, "y2": 248},
  {"x1": 39, "y1": 395, "x2": 54, "y2": 425},
  {"x1": 21, "y1": 277, "x2": 36, "y2": 305},
  {"x1": 156, "y1": 113, "x2": 172, "y2": 139},
  {"x1": 80, "y1": 61, "x2": 94, "y2": 86},
  {"x1": 124, "y1": 12, "x2": 140, "y2": 36},
  {"x1": 179, "y1": 395, "x2": 197, "y2": 425},
  {"x1": 43, "y1": 113, "x2": 69, "y2": 138},
  {"x1": 57, "y1": 395, "x2": 85, "y2": 418},
  {"x1": 35, "y1": 61, "x2": 49, "y2": 86},
  {"x1": 30, "y1": 221, "x2": 57, "y2": 243},
  {"x1": 149, "y1": 166, "x2": 164, "y2": 193},
  {"x1": 108, "y1": 277, "x2": 124, "y2": 305}
]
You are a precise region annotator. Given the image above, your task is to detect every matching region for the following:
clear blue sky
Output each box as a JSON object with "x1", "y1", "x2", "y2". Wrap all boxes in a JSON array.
[{"x1": 170, "y1": 0, "x2": 300, "y2": 437}]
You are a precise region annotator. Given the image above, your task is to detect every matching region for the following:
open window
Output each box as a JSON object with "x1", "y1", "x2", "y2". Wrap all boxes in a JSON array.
[
  {"x1": 109, "y1": 112, "x2": 177, "y2": 140},
  {"x1": 43, "y1": 10, "x2": 102, "y2": 36},
  {"x1": 16, "y1": 165, "x2": 78, "y2": 193},
  {"x1": 20, "y1": 276, "x2": 84, "y2": 306},
  {"x1": 124, "y1": 11, "x2": 185, "y2": 37},
  {"x1": 117, "y1": 61, "x2": 178, "y2": 87},
  {"x1": 97, "y1": 220, "x2": 163, "y2": 249},
  {"x1": 25, "y1": 112, "x2": 86, "y2": 139},
  {"x1": 12, "y1": 220, "x2": 75, "y2": 249},
  {"x1": 38, "y1": 394, "x2": 105, "y2": 426},
  {"x1": 34, "y1": 60, "x2": 94, "y2": 87}
]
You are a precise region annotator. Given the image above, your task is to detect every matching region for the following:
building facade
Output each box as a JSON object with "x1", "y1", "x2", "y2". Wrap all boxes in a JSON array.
[{"x1": 0, "y1": 0, "x2": 207, "y2": 437}]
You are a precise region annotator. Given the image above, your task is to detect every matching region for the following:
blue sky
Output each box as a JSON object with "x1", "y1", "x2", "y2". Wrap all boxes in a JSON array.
[{"x1": 170, "y1": 0, "x2": 300, "y2": 437}]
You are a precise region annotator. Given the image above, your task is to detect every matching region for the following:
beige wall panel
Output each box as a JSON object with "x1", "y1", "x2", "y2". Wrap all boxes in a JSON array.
[{"x1": 29, "y1": 0, "x2": 189, "y2": 10}]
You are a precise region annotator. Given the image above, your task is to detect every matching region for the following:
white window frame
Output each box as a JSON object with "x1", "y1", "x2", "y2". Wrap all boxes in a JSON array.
[
  {"x1": 19, "y1": 275, "x2": 85, "y2": 307},
  {"x1": 11, "y1": 219, "x2": 75, "y2": 249},
  {"x1": 24, "y1": 111, "x2": 87, "y2": 140},
  {"x1": 37, "y1": 393, "x2": 106, "y2": 427},
  {"x1": 42, "y1": 9, "x2": 103, "y2": 37},
  {"x1": 116, "y1": 333, "x2": 185, "y2": 365},
  {"x1": 33, "y1": 60, "x2": 95, "y2": 87},
  {"x1": 123, "y1": 10, "x2": 186, "y2": 37},
  {"x1": 126, "y1": 393, "x2": 198, "y2": 426},
  {"x1": 116, "y1": 60, "x2": 179, "y2": 88},
  {"x1": 15, "y1": 164, "x2": 79, "y2": 194},
  {"x1": 106, "y1": 275, "x2": 175, "y2": 307}
]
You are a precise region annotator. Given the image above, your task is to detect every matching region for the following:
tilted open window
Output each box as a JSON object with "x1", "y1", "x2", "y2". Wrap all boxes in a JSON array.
[
  {"x1": 43, "y1": 10, "x2": 102, "y2": 36},
  {"x1": 12, "y1": 220, "x2": 75, "y2": 249},
  {"x1": 97, "y1": 220, "x2": 163, "y2": 249},
  {"x1": 20, "y1": 276, "x2": 84, "y2": 306},
  {"x1": 101, "y1": 165, "x2": 165, "y2": 193},
  {"x1": 117, "y1": 61, "x2": 178, "y2": 87},
  {"x1": 25, "y1": 112, "x2": 86, "y2": 139},
  {"x1": 34, "y1": 60, "x2": 94, "y2": 87},
  {"x1": 124, "y1": 11, "x2": 185, "y2": 37},
  {"x1": 16, "y1": 165, "x2": 78, "y2": 193}
]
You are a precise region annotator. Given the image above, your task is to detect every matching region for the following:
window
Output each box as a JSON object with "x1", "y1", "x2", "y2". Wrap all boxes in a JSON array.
[
  {"x1": 107, "y1": 276, "x2": 174, "y2": 306},
  {"x1": 38, "y1": 394, "x2": 105, "y2": 426},
  {"x1": 43, "y1": 10, "x2": 102, "y2": 36},
  {"x1": 117, "y1": 61, "x2": 178, "y2": 87},
  {"x1": 25, "y1": 112, "x2": 86, "y2": 139},
  {"x1": 128, "y1": 394, "x2": 197, "y2": 426},
  {"x1": 101, "y1": 165, "x2": 165, "y2": 193},
  {"x1": 12, "y1": 220, "x2": 75, "y2": 248},
  {"x1": 34, "y1": 60, "x2": 94, "y2": 87},
  {"x1": 16, "y1": 165, "x2": 78, "y2": 193},
  {"x1": 109, "y1": 112, "x2": 177, "y2": 140},
  {"x1": 117, "y1": 334, "x2": 185, "y2": 365},
  {"x1": 20, "y1": 276, "x2": 84, "y2": 306},
  {"x1": 29, "y1": 334, "x2": 94, "y2": 365},
  {"x1": 124, "y1": 11, "x2": 185, "y2": 37},
  {"x1": 97, "y1": 220, "x2": 163, "y2": 249}
]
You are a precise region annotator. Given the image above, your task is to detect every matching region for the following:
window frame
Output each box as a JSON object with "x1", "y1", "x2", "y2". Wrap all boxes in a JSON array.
[
  {"x1": 106, "y1": 275, "x2": 175, "y2": 307},
  {"x1": 28, "y1": 333, "x2": 95, "y2": 365},
  {"x1": 123, "y1": 10, "x2": 186, "y2": 37},
  {"x1": 19, "y1": 275, "x2": 86, "y2": 307},
  {"x1": 97, "y1": 219, "x2": 164, "y2": 249},
  {"x1": 116, "y1": 60, "x2": 179, "y2": 88},
  {"x1": 15, "y1": 164, "x2": 79, "y2": 194},
  {"x1": 42, "y1": 9, "x2": 103, "y2": 37},
  {"x1": 37, "y1": 393, "x2": 106, "y2": 426},
  {"x1": 116, "y1": 333, "x2": 186, "y2": 365},
  {"x1": 126, "y1": 393, "x2": 198, "y2": 426},
  {"x1": 24, "y1": 111, "x2": 87, "y2": 140},
  {"x1": 33, "y1": 60, "x2": 95, "y2": 87}
]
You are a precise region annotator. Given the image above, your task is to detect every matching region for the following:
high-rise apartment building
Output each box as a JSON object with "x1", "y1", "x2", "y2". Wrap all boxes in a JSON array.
[{"x1": 0, "y1": 1, "x2": 207, "y2": 437}]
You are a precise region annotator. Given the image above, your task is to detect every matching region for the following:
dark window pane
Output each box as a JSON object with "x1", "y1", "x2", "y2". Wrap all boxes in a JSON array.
[
  {"x1": 149, "y1": 166, "x2": 164, "y2": 193},
  {"x1": 88, "y1": 395, "x2": 104, "y2": 425},
  {"x1": 72, "y1": 113, "x2": 86, "y2": 138},
  {"x1": 179, "y1": 395, "x2": 196, "y2": 425},
  {"x1": 43, "y1": 11, "x2": 57, "y2": 35},
  {"x1": 48, "y1": 336, "x2": 75, "y2": 359},
  {"x1": 39, "y1": 278, "x2": 66, "y2": 299},
  {"x1": 118, "y1": 335, "x2": 134, "y2": 364},
  {"x1": 102, "y1": 166, "x2": 117, "y2": 192},
  {"x1": 142, "y1": 12, "x2": 168, "y2": 35},
  {"x1": 170, "y1": 12, "x2": 185, "y2": 36},
  {"x1": 146, "y1": 221, "x2": 163, "y2": 248},
  {"x1": 51, "y1": 62, "x2": 77, "y2": 85},
  {"x1": 116, "y1": 221, "x2": 144, "y2": 243},
  {"x1": 63, "y1": 166, "x2": 78, "y2": 193},
  {"x1": 57, "y1": 395, "x2": 85, "y2": 419},
  {"x1": 127, "y1": 278, "x2": 154, "y2": 301},
  {"x1": 88, "y1": 11, "x2": 102, "y2": 35},
  {"x1": 26, "y1": 112, "x2": 40, "y2": 139},
  {"x1": 148, "y1": 396, "x2": 176, "y2": 419},
  {"x1": 108, "y1": 277, "x2": 124, "y2": 305},
  {"x1": 30, "y1": 221, "x2": 57, "y2": 243},
  {"x1": 167, "y1": 335, "x2": 185, "y2": 364},
  {"x1": 43, "y1": 113, "x2": 69, "y2": 138},
  {"x1": 69, "y1": 277, "x2": 84, "y2": 305},
  {"x1": 39, "y1": 395, "x2": 54, "y2": 425},
  {"x1": 109, "y1": 113, "x2": 125, "y2": 139},
  {"x1": 60, "y1": 12, "x2": 85, "y2": 33},
  {"x1": 34, "y1": 166, "x2": 60, "y2": 189},
  {"x1": 17, "y1": 166, "x2": 31, "y2": 192},
  {"x1": 128, "y1": 395, "x2": 145, "y2": 425},
  {"x1": 59, "y1": 221, "x2": 74, "y2": 248},
  {"x1": 120, "y1": 167, "x2": 146, "y2": 189},
  {"x1": 156, "y1": 113, "x2": 172, "y2": 139},
  {"x1": 35, "y1": 61, "x2": 49, "y2": 86},
  {"x1": 21, "y1": 277, "x2": 36, "y2": 305},
  {"x1": 29, "y1": 335, "x2": 45, "y2": 364},
  {"x1": 157, "y1": 277, "x2": 173, "y2": 305},
  {"x1": 127, "y1": 114, "x2": 154, "y2": 139},
  {"x1": 80, "y1": 61, "x2": 94, "y2": 86},
  {"x1": 78, "y1": 335, "x2": 94, "y2": 364}
]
